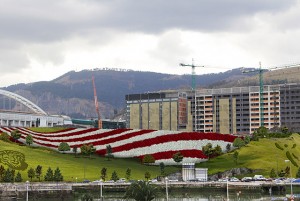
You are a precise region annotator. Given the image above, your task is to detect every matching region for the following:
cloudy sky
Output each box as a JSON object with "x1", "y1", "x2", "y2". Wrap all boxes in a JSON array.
[{"x1": 0, "y1": 0, "x2": 300, "y2": 87}]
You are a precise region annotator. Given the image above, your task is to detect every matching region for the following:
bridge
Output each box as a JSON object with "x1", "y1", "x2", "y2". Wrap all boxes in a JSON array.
[{"x1": 0, "y1": 89, "x2": 71, "y2": 127}]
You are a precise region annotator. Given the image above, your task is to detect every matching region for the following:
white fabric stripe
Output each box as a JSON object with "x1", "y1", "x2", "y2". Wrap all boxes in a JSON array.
[{"x1": 110, "y1": 140, "x2": 230, "y2": 158}]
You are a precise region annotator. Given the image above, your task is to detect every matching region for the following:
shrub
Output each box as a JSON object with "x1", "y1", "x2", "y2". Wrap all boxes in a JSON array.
[
  {"x1": 233, "y1": 138, "x2": 245, "y2": 148},
  {"x1": 292, "y1": 144, "x2": 297, "y2": 149},
  {"x1": 275, "y1": 142, "x2": 284, "y2": 151},
  {"x1": 293, "y1": 153, "x2": 299, "y2": 161},
  {"x1": 284, "y1": 144, "x2": 288, "y2": 148},
  {"x1": 142, "y1": 154, "x2": 155, "y2": 164},
  {"x1": 286, "y1": 151, "x2": 299, "y2": 167}
]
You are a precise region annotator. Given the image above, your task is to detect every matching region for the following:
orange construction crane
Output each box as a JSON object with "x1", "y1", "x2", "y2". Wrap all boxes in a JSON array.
[{"x1": 92, "y1": 76, "x2": 102, "y2": 129}]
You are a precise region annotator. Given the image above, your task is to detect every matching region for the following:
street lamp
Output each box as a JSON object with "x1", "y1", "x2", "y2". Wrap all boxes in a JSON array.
[
  {"x1": 99, "y1": 179, "x2": 103, "y2": 200},
  {"x1": 165, "y1": 177, "x2": 169, "y2": 201},
  {"x1": 285, "y1": 159, "x2": 293, "y2": 197},
  {"x1": 226, "y1": 179, "x2": 229, "y2": 201},
  {"x1": 26, "y1": 180, "x2": 29, "y2": 201}
]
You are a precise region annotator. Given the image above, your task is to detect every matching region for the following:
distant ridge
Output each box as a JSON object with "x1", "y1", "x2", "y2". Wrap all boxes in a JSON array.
[{"x1": 0, "y1": 68, "x2": 259, "y2": 119}]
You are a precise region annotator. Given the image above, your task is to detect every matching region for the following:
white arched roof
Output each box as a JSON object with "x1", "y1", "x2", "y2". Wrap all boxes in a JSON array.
[{"x1": 0, "y1": 89, "x2": 47, "y2": 115}]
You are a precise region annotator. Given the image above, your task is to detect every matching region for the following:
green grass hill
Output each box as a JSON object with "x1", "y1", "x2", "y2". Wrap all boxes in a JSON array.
[
  {"x1": 197, "y1": 133, "x2": 300, "y2": 178},
  {"x1": 0, "y1": 140, "x2": 179, "y2": 182},
  {"x1": 1, "y1": 131, "x2": 300, "y2": 182}
]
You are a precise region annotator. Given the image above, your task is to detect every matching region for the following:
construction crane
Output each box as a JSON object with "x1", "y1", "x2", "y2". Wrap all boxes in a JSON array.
[
  {"x1": 243, "y1": 62, "x2": 300, "y2": 127},
  {"x1": 180, "y1": 59, "x2": 204, "y2": 91},
  {"x1": 92, "y1": 76, "x2": 102, "y2": 129}
]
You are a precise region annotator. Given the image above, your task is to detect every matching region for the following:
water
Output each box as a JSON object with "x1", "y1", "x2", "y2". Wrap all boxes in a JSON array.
[{"x1": 3, "y1": 188, "x2": 294, "y2": 201}]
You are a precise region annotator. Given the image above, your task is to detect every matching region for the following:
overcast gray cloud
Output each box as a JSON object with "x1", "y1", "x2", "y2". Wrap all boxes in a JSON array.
[{"x1": 0, "y1": 0, "x2": 300, "y2": 87}]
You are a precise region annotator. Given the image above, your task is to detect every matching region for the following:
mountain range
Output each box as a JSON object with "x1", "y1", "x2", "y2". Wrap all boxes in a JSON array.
[{"x1": 3, "y1": 66, "x2": 298, "y2": 119}]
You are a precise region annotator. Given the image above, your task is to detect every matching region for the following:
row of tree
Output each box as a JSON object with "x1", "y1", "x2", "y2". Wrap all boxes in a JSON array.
[
  {"x1": 0, "y1": 165, "x2": 22, "y2": 182},
  {"x1": 26, "y1": 165, "x2": 63, "y2": 182},
  {"x1": 99, "y1": 167, "x2": 155, "y2": 182},
  {"x1": 0, "y1": 164, "x2": 64, "y2": 183}
]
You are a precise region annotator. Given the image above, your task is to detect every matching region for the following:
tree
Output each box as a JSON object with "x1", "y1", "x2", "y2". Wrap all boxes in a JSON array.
[
  {"x1": 226, "y1": 143, "x2": 231, "y2": 153},
  {"x1": 124, "y1": 180, "x2": 160, "y2": 201},
  {"x1": 11, "y1": 130, "x2": 21, "y2": 143},
  {"x1": 278, "y1": 169, "x2": 286, "y2": 177},
  {"x1": 53, "y1": 167, "x2": 63, "y2": 182},
  {"x1": 172, "y1": 152, "x2": 184, "y2": 164},
  {"x1": 142, "y1": 154, "x2": 155, "y2": 164},
  {"x1": 88, "y1": 144, "x2": 96, "y2": 159},
  {"x1": 111, "y1": 171, "x2": 119, "y2": 182},
  {"x1": 3, "y1": 168, "x2": 14, "y2": 182},
  {"x1": 0, "y1": 165, "x2": 5, "y2": 182},
  {"x1": 233, "y1": 151, "x2": 239, "y2": 165},
  {"x1": 80, "y1": 144, "x2": 96, "y2": 159},
  {"x1": 214, "y1": 145, "x2": 222, "y2": 156},
  {"x1": 285, "y1": 166, "x2": 290, "y2": 177},
  {"x1": 281, "y1": 126, "x2": 289, "y2": 134},
  {"x1": 270, "y1": 168, "x2": 277, "y2": 178},
  {"x1": 244, "y1": 136, "x2": 251, "y2": 145},
  {"x1": 145, "y1": 171, "x2": 151, "y2": 181},
  {"x1": 106, "y1": 144, "x2": 113, "y2": 160},
  {"x1": 25, "y1": 134, "x2": 33, "y2": 146},
  {"x1": 159, "y1": 162, "x2": 165, "y2": 176},
  {"x1": 80, "y1": 144, "x2": 89, "y2": 156},
  {"x1": 28, "y1": 167, "x2": 35, "y2": 181},
  {"x1": 125, "y1": 168, "x2": 131, "y2": 181},
  {"x1": 15, "y1": 172, "x2": 22, "y2": 182},
  {"x1": 44, "y1": 167, "x2": 54, "y2": 181},
  {"x1": 72, "y1": 146, "x2": 78, "y2": 157},
  {"x1": 0, "y1": 132, "x2": 11, "y2": 142},
  {"x1": 58, "y1": 142, "x2": 70, "y2": 153},
  {"x1": 35, "y1": 165, "x2": 42, "y2": 182},
  {"x1": 202, "y1": 143, "x2": 214, "y2": 159},
  {"x1": 233, "y1": 138, "x2": 245, "y2": 149},
  {"x1": 101, "y1": 167, "x2": 107, "y2": 181},
  {"x1": 253, "y1": 126, "x2": 268, "y2": 139}
]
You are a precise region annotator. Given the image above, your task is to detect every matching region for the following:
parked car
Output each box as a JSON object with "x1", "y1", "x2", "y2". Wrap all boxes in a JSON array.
[
  {"x1": 292, "y1": 178, "x2": 300, "y2": 183},
  {"x1": 92, "y1": 180, "x2": 102, "y2": 183},
  {"x1": 218, "y1": 178, "x2": 228, "y2": 182},
  {"x1": 241, "y1": 177, "x2": 253, "y2": 182},
  {"x1": 82, "y1": 180, "x2": 90, "y2": 183},
  {"x1": 253, "y1": 175, "x2": 266, "y2": 181},
  {"x1": 229, "y1": 177, "x2": 240, "y2": 182},
  {"x1": 116, "y1": 178, "x2": 126, "y2": 183},
  {"x1": 105, "y1": 180, "x2": 115, "y2": 183},
  {"x1": 188, "y1": 179, "x2": 199, "y2": 182}
]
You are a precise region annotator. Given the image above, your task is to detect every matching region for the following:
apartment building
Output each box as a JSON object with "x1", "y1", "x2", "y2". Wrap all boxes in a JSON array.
[
  {"x1": 125, "y1": 91, "x2": 194, "y2": 131},
  {"x1": 125, "y1": 83, "x2": 300, "y2": 134}
]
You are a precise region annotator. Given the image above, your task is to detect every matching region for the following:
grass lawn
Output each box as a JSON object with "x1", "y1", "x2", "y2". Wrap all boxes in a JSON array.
[
  {"x1": 197, "y1": 133, "x2": 300, "y2": 178},
  {"x1": 0, "y1": 140, "x2": 179, "y2": 182}
]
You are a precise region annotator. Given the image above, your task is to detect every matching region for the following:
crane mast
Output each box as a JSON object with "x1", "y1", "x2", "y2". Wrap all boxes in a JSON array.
[
  {"x1": 179, "y1": 59, "x2": 204, "y2": 91},
  {"x1": 92, "y1": 76, "x2": 102, "y2": 129},
  {"x1": 179, "y1": 59, "x2": 204, "y2": 131}
]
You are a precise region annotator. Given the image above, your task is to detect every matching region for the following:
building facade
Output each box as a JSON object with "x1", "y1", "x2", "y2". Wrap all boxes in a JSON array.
[
  {"x1": 125, "y1": 83, "x2": 300, "y2": 134},
  {"x1": 125, "y1": 91, "x2": 194, "y2": 131}
]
